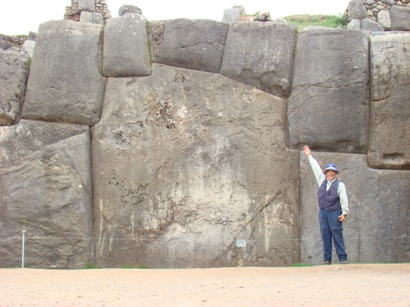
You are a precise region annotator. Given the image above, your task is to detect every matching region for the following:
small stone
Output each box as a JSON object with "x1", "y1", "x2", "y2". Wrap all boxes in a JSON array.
[{"x1": 118, "y1": 4, "x2": 142, "y2": 16}]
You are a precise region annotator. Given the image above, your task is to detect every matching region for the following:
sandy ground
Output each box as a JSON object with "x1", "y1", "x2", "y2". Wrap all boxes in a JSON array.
[{"x1": 1, "y1": 264, "x2": 409, "y2": 307}]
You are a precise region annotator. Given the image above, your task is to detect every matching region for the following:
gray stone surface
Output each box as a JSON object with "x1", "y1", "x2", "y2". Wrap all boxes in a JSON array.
[
  {"x1": 118, "y1": 4, "x2": 142, "y2": 16},
  {"x1": 347, "y1": 19, "x2": 361, "y2": 29},
  {"x1": 78, "y1": 0, "x2": 95, "y2": 12},
  {"x1": 103, "y1": 15, "x2": 151, "y2": 77},
  {"x1": 0, "y1": 36, "x2": 13, "y2": 50},
  {"x1": 22, "y1": 20, "x2": 104, "y2": 125},
  {"x1": 80, "y1": 12, "x2": 104, "y2": 25},
  {"x1": 222, "y1": 8, "x2": 241, "y2": 23},
  {"x1": 1, "y1": 13, "x2": 409, "y2": 269},
  {"x1": 21, "y1": 40, "x2": 35, "y2": 59},
  {"x1": 0, "y1": 122, "x2": 93, "y2": 268},
  {"x1": 361, "y1": 18, "x2": 385, "y2": 31},
  {"x1": 300, "y1": 151, "x2": 410, "y2": 265},
  {"x1": 368, "y1": 33, "x2": 410, "y2": 169},
  {"x1": 92, "y1": 64, "x2": 299, "y2": 268},
  {"x1": 377, "y1": 9, "x2": 391, "y2": 30},
  {"x1": 149, "y1": 19, "x2": 228, "y2": 73},
  {"x1": 287, "y1": 27, "x2": 369, "y2": 153},
  {"x1": 0, "y1": 50, "x2": 29, "y2": 126},
  {"x1": 219, "y1": 21, "x2": 296, "y2": 98},
  {"x1": 232, "y1": 5, "x2": 246, "y2": 16},
  {"x1": 0, "y1": 119, "x2": 89, "y2": 162},
  {"x1": 381, "y1": 0, "x2": 394, "y2": 5},
  {"x1": 348, "y1": 0, "x2": 368, "y2": 20},
  {"x1": 390, "y1": 5, "x2": 410, "y2": 30},
  {"x1": 255, "y1": 12, "x2": 272, "y2": 22}
]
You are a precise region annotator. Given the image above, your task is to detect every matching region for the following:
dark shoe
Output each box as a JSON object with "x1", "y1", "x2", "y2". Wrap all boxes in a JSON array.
[
  {"x1": 340, "y1": 260, "x2": 349, "y2": 264},
  {"x1": 323, "y1": 261, "x2": 331, "y2": 265}
]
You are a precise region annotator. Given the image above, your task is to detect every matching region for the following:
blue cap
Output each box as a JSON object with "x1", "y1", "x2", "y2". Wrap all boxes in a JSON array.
[{"x1": 324, "y1": 163, "x2": 339, "y2": 174}]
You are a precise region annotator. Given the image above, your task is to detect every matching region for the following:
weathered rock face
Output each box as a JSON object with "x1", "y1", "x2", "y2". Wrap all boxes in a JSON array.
[
  {"x1": 219, "y1": 22, "x2": 297, "y2": 98},
  {"x1": 361, "y1": 18, "x2": 385, "y2": 31},
  {"x1": 377, "y1": 10, "x2": 391, "y2": 30},
  {"x1": 1, "y1": 5, "x2": 409, "y2": 269},
  {"x1": 300, "y1": 152, "x2": 410, "y2": 265},
  {"x1": 80, "y1": 12, "x2": 104, "y2": 25},
  {"x1": 390, "y1": 5, "x2": 410, "y2": 30},
  {"x1": 22, "y1": 20, "x2": 105, "y2": 126},
  {"x1": 222, "y1": 7, "x2": 241, "y2": 23},
  {"x1": 118, "y1": 4, "x2": 142, "y2": 16},
  {"x1": 348, "y1": 0, "x2": 368, "y2": 20},
  {"x1": 0, "y1": 50, "x2": 29, "y2": 126},
  {"x1": 78, "y1": 0, "x2": 95, "y2": 12},
  {"x1": 0, "y1": 34, "x2": 29, "y2": 50},
  {"x1": 149, "y1": 19, "x2": 229, "y2": 73},
  {"x1": 368, "y1": 33, "x2": 410, "y2": 169},
  {"x1": 92, "y1": 64, "x2": 299, "y2": 268},
  {"x1": 287, "y1": 27, "x2": 369, "y2": 153},
  {"x1": 0, "y1": 120, "x2": 93, "y2": 268},
  {"x1": 65, "y1": 0, "x2": 112, "y2": 25},
  {"x1": 0, "y1": 120, "x2": 90, "y2": 162},
  {"x1": 103, "y1": 14, "x2": 151, "y2": 77},
  {"x1": 347, "y1": 0, "x2": 410, "y2": 31}
]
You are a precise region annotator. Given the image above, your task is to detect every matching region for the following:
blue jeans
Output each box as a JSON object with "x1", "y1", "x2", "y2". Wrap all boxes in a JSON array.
[{"x1": 319, "y1": 208, "x2": 347, "y2": 262}]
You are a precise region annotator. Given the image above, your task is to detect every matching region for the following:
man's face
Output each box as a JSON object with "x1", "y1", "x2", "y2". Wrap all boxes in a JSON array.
[{"x1": 325, "y1": 170, "x2": 337, "y2": 181}]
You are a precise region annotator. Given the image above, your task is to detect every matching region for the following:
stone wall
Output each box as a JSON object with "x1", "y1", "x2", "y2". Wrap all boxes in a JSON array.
[
  {"x1": 65, "y1": 0, "x2": 111, "y2": 24},
  {"x1": 348, "y1": 0, "x2": 410, "y2": 31},
  {"x1": 0, "y1": 34, "x2": 28, "y2": 49},
  {"x1": 0, "y1": 0, "x2": 409, "y2": 268},
  {"x1": 362, "y1": 0, "x2": 410, "y2": 21}
]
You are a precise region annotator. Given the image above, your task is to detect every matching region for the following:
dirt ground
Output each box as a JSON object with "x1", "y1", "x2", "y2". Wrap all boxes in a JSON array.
[{"x1": 1, "y1": 263, "x2": 409, "y2": 307}]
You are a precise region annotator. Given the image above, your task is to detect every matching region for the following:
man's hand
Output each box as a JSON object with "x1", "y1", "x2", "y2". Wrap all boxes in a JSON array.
[
  {"x1": 303, "y1": 145, "x2": 311, "y2": 156},
  {"x1": 339, "y1": 214, "x2": 347, "y2": 222}
]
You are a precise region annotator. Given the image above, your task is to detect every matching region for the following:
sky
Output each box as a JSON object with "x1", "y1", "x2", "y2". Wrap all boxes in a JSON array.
[{"x1": 0, "y1": 0, "x2": 351, "y2": 36}]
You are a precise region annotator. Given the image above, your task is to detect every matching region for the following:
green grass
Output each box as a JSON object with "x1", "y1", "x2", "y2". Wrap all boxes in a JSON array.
[
  {"x1": 84, "y1": 263, "x2": 148, "y2": 269},
  {"x1": 283, "y1": 14, "x2": 349, "y2": 30}
]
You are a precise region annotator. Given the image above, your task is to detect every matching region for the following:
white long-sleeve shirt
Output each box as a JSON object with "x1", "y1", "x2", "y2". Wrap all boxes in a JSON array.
[{"x1": 307, "y1": 155, "x2": 349, "y2": 215}]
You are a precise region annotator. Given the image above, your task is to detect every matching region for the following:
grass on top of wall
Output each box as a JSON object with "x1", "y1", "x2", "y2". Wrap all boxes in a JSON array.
[{"x1": 283, "y1": 14, "x2": 349, "y2": 30}]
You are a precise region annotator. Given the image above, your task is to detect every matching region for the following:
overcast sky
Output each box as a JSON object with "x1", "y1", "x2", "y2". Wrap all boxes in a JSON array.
[{"x1": 0, "y1": 0, "x2": 351, "y2": 36}]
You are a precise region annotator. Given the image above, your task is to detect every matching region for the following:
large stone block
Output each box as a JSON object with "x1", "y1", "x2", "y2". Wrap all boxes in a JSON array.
[
  {"x1": 361, "y1": 18, "x2": 385, "y2": 32},
  {"x1": 149, "y1": 19, "x2": 228, "y2": 73},
  {"x1": 222, "y1": 8, "x2": 241, "y2": 23},
  {"x1": 377, "y1": 9, "x2": 391, "y2": 30},
  {"x1": 0, "y1": 119, "x2": 89, "y2": 162},
  {"x1": 219, "y1": 21, "x2": 297, "y2": 98},
  {"x1": 103, "y1": 14, "x2": 151, "y2": 77},
  {"x1": 22, "y1": 20, "x2": 105, "y2": 125},
  {"x1": 369, "y1": 33, "x2": 410, "y2": 169},
  {"x1": 92, "y1": 64, "x2": 299, "y2": 268},
  {"x1": 0, "y1": 121, "x2": 93, "y2": 268},
  {"x1": 0, "y1": 50, "x2": 29, "y2": 126},
  {"x1": 390, "y1": 5, "x2": 410, "y2": 31},
  {"x1": 300, "y1": 151, "x2": 410, "y2": 265},
  {"x1": 287, "y1": 28, "x2": 369, "y2": 153},
  {"x1": 21, "y1": 40, "x2": 35, "y2": 59},
  {"x1": 78, "y1": 0, "x2": 95, "y2": 12},
  {"x1": 80, "y1": 12, "x2": 104, "y2": 25},
  {"x1": 348, "y1": 0, "x2": 368, "y2": 20}
]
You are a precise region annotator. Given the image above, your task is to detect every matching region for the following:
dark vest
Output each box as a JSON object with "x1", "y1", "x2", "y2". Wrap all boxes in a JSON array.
[{"x1": 317, "y1": 179, "x2": 341, "y2": 212}]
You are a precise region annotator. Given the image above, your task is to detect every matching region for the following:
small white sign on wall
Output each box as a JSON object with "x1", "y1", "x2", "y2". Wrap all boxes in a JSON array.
[{"x1": 236, "y1": 239, "x2": 246, "y2": 247}]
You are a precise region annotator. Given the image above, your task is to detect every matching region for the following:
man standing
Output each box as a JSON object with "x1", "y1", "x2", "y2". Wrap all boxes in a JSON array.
[{"x1": 303, "y1": 145, "x2": 349, "y2": 265}]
